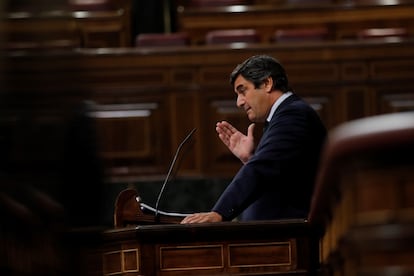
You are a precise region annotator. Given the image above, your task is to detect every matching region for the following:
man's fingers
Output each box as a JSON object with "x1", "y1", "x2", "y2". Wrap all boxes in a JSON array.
[
  {"x1": 181, "y1": 213, "x2": 203, "y2": 224},
  {"x1": 218, "y1": 134, "x2": 230, "y2": 146},
  {"x1": 247, "y1": 123, "x2": 255, "y2": 138}
]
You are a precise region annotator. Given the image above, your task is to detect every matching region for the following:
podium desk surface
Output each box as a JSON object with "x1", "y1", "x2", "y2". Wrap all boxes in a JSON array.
[{"x1": 104, "y1": 219, "x2": 313, "y2": 241}]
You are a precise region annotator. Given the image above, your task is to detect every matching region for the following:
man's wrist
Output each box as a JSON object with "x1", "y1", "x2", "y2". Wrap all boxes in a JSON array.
[{"x1": 214, "y1": 212, "x2": 223, "y2": 222}]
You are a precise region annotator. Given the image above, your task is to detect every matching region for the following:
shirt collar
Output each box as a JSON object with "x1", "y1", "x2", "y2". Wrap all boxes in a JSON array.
[{"x1": 266, "y1": 91, "x2": 293, "y2": 123}]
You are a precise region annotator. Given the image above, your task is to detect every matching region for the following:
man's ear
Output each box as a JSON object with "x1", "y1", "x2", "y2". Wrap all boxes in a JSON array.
[{"x1": 263, "y1": 77, "x2": 273, "y2": 93}]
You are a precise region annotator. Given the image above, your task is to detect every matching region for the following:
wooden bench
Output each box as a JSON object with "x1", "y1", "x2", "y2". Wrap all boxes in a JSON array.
[{"x1": 309, "y1": 111, "x2": 414, "y2": 274}]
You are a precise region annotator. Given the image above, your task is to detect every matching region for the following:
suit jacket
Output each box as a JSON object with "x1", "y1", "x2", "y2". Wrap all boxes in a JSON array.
[{"x1": 212, "y1": 93, "x2": 327, "y2": 221}]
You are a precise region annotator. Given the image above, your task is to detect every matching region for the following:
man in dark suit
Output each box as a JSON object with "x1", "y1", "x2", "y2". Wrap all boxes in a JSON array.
[{"x1": 181, "y1": 55, "x2": 327, "y2": 223}]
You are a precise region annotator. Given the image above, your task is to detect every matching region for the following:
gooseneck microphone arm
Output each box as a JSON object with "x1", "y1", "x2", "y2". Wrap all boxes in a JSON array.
[{"x1": 154, "y1": 128, "x2": 197, "y2": 221}]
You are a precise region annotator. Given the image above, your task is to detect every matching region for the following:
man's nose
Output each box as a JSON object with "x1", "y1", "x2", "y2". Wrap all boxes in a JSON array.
[{"x1": 236, "y1": 95, "x2": 244, "y2": 108}]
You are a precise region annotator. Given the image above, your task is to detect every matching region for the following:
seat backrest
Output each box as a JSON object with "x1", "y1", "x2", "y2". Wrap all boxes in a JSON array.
[
  {"x1": 272, "y1": 27, "x2": 330, "y2": 43},
  {"x1": 68, "y1": 0, "x2": 115, "y2": 11},
  {"x1": 184, "y1": 0, "x2": 251, "y2": 7},
  {"x1": 135, "y1": 32, "x2": 190, "y2": 47},
  {"x1": 357, "y1": 27, "x2": 408, "y2": 39},
  {"x1": 205, "y1": 29, "x2": 260, "y2": 45}
]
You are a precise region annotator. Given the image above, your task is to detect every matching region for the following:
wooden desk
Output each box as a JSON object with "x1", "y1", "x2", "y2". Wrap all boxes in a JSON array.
[
  {"x1": 102, "y1": 220, "x2": 319, "y2": 275},
  {"x1": 177, "y1": 0, "x2": 414, "y2": 44}
]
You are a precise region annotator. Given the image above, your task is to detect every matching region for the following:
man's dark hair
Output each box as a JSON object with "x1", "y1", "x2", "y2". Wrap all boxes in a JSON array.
[{"x1": 230, "y1": 55, "x2": 291, "y2": 92}]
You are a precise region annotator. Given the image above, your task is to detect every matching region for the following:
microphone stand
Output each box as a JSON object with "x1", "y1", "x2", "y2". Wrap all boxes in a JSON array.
[{"x1": 154, "y1": 128, "x2": 196, "y2": 223}]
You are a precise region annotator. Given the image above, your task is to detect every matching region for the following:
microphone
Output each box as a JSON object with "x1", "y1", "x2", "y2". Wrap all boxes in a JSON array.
[{"x1": 154, "y1": 128, "x2": 196, "y2": 221}]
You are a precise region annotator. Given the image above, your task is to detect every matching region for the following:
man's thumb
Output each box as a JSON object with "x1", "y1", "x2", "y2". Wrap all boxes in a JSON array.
[{"x1": 247, "y1": 123, "x2": 255, "y2": 137}]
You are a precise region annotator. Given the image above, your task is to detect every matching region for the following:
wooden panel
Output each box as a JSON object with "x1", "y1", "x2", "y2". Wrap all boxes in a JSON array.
[
  {"x1": 201, "y1": 96, "x2": 251, "y2": 176},
  {"x1": 302, "y1": 95, "x2": 336, "y2": 129},
  {"x1": 102, "y1": 248, "x2": 140, "y2": 275},
  {"x1": 370, "y1": 59, "x2": 414, "y2": 80},
  {"x1": 355, "y1": 167, "x2": 414, "y2": 224},
  {"x1": 79, "y1": 68, "x2": 170, "y2": 87},
  {"x1": 159, "y1": 245, "x2": 224, "y2": 270},
  {"x1": 228, "y1": 241, "x2": 293, "y2": 267},
  {"x1": 375, "y1": 87, "x2": 414, "y2": 114},
  {"x1": 298, "y1": 86, "x2": 342, "y2": 129},
  {"x1": 200, "y1": 66, "x2": 235, "y2": 84},
  {"x1": 341, "y1": 62, "x2": 369, "y2": 81},
  {"x1": 123, "y1": 249, "x2": 140, "y2": 272},
  {"x1": 90, "y1": 102, "x2": 171, "y2": 178},
  {"x1": 171, "y1": 68, "x2": 198, "y2": 84},
  {"x1": 103, "y1": 242, "x2": 142, "y2": 275},
  {"x1": 169, "y1": 91, "x2": 201, "y2": 175},
  {"x1": 343, "y1": 86, "x2": 372, "y2": 121},
  {"x1": 97, "y1": 116, "x2": 151, "y2": 158},
  {"x1": 103, "y1": 250, "x2": 123, "y2": 275},
  {"x1": 355, "y1": 168, "x2": 413, "y2": 225},
  {"x1": 288, "y1": 63, "x2": 339, "y2": 84}
]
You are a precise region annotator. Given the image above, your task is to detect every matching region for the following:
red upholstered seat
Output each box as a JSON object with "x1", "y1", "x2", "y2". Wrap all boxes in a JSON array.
[
  {"x1": 135, "y1": 32, "x2": 190, "y2": 47},
  {"x1": 273, "y1": 27, "x2": 330, "y2": 43},
  {"x1": 68, "y1": 0, "x2": 115, "y2": 11},
  {"x1": 357, "y1": 27, "x2": 408, "y2": 39},
  {"x1": 205, "y1": 29, "x2": 260, "y2": 45},
  {"x1": 186, "y1": 0, "x2": 250, "y2": 7}
]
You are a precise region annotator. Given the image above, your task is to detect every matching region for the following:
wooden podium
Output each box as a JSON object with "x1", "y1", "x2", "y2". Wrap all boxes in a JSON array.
[
  {"x1": 104, "y1": 188, "x2": 320, "y2": 276},
  {"x1": 113, "y1": 188, "x2": 183, "y2": 227}
]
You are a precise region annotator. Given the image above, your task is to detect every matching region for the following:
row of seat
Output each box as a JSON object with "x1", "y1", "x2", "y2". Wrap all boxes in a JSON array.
[
  {"x1": 8, "y1": 0, "x2": 118, "y2": 12},
  {"x1": 177, "y1": 0, "x2": 252, "y2": 7},
  {"x1": 135, "y1": 27, "x2": 409, "y2": 47},
  {"x1": 176, "y1": 0, "x2": 336, "y2": 8},
  {"x1": 5, "y1": 0, "x2": 411, "y2": 50},
  {"x1": 68, "y1": 0, "x2": 116, "y2": 11}
]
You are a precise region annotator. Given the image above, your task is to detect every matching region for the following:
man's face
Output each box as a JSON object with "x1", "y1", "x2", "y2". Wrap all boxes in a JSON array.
[{"x1": 234, "y1": 75, "x2": 269, "y2": 123}]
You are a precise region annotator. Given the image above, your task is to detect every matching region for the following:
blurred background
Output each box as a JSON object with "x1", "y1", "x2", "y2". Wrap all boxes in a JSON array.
[{"x1": 1, "y1": 0, "x2": 413, "y2": 274}]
